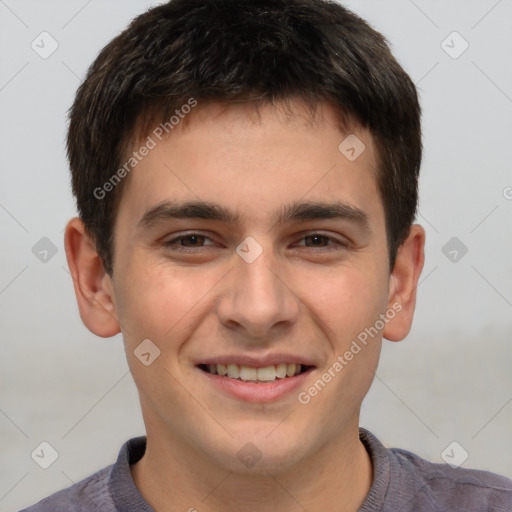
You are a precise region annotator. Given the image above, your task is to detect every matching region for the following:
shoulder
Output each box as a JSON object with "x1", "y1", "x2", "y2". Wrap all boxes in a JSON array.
[
  {"x1": 390, "y1": 446, "x2": 512, "y2": 510},
  {"x1": 359, "y1": 428, "x2": 512, "y2": 511},
  {"x1": 19, "y1": 437, "x2": 148, "y2": 512},
  {"x1": 18, "y1": 465, "x2": 114, "y2": 512}
]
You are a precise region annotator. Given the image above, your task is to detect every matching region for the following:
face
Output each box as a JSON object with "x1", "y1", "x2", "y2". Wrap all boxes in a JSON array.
[{"x1": 104, "y1": 100, "x2": 398, "y2": 472}]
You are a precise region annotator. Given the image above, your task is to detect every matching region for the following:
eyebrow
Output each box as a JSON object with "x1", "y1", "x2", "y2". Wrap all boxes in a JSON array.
[
  {"x1": 137, "y1": 201, "x2": 241, "y2": 228},
  {"x1": 137, "y1": 199, "x2": 370, "y2": 232},
  {"x1": 272, "y1": 201, "x2": 370, "y2": 231}
]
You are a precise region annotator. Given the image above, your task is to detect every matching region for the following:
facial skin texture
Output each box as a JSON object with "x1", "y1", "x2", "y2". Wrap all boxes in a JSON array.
[{"x1": 65, "y1": 100, "x2": 425, "y2": 512}]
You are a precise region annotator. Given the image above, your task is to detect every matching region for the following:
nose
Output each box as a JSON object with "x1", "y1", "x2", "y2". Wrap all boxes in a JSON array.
[{"x1": 216, "y1": 243, "x2": 300, "y2": 340}]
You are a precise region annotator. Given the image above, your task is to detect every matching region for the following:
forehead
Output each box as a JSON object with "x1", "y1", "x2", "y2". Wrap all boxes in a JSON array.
[{"x1": 116, "y1": 100, "x2": 383, "y2": 230}]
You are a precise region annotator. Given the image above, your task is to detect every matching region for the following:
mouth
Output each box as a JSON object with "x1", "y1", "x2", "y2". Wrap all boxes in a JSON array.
[
  {"x1": 195, "y1": 356, "x2": 317, "y2": 403},
  {"x1": 197, "y1": 363, "x2": 314, "y2": 383}
]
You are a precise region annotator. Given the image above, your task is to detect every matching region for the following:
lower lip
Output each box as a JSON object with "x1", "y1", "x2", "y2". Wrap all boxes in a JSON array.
[{"x1": 198, "y1": 367, "x2": 313, "y2": 403}]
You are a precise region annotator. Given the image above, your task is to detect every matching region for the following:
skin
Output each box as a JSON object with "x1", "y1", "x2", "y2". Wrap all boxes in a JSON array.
[{"x1": 65, "y1": 100, "x2": 425, "y2": 512}]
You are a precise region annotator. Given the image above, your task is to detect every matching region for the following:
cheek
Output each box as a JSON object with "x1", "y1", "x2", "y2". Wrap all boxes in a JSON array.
[
  {"x1": 294, "y1": 267, "x2": 387, "y2": 424},
  {"x1": 113, "y1": 263, "x2": 224, "y2": 407},
  {"x1": 297, "y1": 263, "x2": 389, "y2": 345},
  {"x1": 113, "y1": 259, "x2": 220, "y2": 350}
]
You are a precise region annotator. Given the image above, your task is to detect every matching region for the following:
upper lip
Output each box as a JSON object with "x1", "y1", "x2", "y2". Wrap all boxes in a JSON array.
[{"x1": 197, "y1": 353, "x2": 317, "y2": 368}]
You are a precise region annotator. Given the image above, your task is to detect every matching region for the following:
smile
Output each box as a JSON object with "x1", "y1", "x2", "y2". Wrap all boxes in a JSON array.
[{"x1": 198, "y1": 363, "x2": 312, "y2": 382}]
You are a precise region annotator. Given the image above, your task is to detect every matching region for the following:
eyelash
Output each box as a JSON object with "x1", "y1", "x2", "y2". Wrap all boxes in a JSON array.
[{"x1": 162, "y1": 232, "x2": 348, "y2": 252}]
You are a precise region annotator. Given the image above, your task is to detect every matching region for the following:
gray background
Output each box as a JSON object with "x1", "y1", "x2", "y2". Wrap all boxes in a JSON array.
[{"x1": 1, "y1": 0, "x2": 511, "y2": 510}]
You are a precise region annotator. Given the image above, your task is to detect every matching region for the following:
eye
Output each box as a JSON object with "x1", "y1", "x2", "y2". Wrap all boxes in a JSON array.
[
  {"x1": 163, "y1": 233, "x2": 217, "y2": 249},
  {"x1": 303, "y1": 234, "x2": 331, "y2": 247},
  {"x1": 294, "y1": 232, "x2": 348, "y2": 250}
]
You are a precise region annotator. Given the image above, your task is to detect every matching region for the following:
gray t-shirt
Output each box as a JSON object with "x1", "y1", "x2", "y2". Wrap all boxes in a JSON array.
[{"x1": 20, "y1": 428, "x2": 512, "y2": 511}]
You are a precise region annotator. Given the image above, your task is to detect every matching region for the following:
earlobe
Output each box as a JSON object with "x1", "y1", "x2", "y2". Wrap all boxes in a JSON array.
[
  {"x1": 64, "y1": 217, "x2": 121, "y2": 338},
  {"x1": 383, "y1": 224, "x2": 425, "y2": 342}
]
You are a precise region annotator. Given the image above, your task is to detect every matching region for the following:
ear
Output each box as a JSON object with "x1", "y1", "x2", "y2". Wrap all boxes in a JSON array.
[
  {"x1": 383, "y1": 224, "x2": 425, "y2": 342},
  {"x1": 64, "y1": 217, "x2": 121, "y2": 338}
]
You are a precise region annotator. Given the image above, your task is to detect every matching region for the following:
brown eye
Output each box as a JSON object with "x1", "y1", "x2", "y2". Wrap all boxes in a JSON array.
[
  {"x1": 293, "y1": 232, "x2": 348, "y2": 252},
  {"x1": 163, "y1": 233, "x2": 216, "y2": 249},
  {"x1": 303, "y1": 234, "x2": 331, "y2": 247},
  {"x1": 178, "y1": 235, "x2": 206, "y2": 247}
]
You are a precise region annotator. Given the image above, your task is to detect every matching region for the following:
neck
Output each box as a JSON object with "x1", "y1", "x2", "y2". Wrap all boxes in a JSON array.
[{"x1": 131, "y1": 421, "x2": 373, "y2": 512}]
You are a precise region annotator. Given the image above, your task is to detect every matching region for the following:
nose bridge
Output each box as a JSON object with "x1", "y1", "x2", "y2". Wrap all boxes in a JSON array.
[
  {"x1": 239, "y1": 249, "x2": 282, "y2": 303},
  {"x1": 216, "y1": 240, "x2": 300, "y2": 336}
]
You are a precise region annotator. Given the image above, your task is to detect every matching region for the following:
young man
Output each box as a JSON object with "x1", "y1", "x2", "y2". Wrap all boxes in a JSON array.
[{"x1": 22, "y1": 0, "x2": 512, "y2": 510}]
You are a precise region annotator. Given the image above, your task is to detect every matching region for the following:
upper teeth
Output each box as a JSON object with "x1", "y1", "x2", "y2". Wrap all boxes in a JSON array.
[{"x1": 206, "y1": 363, "x2": 302, "y2": 381}]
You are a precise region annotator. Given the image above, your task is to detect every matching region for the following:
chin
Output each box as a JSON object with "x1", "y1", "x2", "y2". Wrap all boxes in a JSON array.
[{"x1": 213, "y1": 422, "x2": 311, "y2": 474}]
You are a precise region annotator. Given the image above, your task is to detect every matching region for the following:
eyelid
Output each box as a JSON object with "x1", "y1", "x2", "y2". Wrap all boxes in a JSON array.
[
  {"x1": 163, "y1": 231, "x2": 219, "y2": 248},
  {"x1": 292, "y1": 230, "x2": 349, "y2": 248},
  {"x1": 162, "y1": 230, "x2": 350, "y2": 251}
]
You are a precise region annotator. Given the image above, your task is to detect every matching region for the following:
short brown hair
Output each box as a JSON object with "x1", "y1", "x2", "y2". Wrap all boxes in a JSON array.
[{"x1": 67, "y1": 0, "x2": 422, "y2": 275}]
